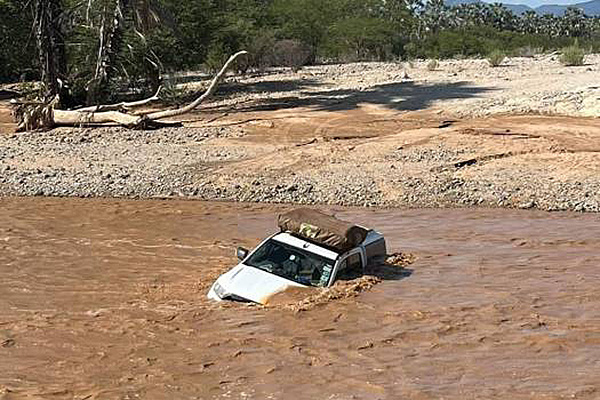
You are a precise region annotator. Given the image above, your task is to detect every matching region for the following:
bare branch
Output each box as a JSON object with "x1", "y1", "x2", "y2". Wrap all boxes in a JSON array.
[
  {"x1": 12, "y1": 51, "x2": 248, "y2": 131},
  {"x1": 146, "y1": 50, "x2": 248, "y2": 121}
]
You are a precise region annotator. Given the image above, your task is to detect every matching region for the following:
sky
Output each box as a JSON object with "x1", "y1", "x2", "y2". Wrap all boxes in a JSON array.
[{"x1": 483, "y1": 0, "x2": 584, "y2": 6}]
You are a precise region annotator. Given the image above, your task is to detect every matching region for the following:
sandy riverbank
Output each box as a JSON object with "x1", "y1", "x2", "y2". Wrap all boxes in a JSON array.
[{"x1": 1, "y1": 55, "x2": 599, "y2": 211}]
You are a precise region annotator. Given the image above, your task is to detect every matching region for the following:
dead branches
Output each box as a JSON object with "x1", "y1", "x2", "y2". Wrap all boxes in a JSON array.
[{"x1": 12, "y1": 50, "x2": 248, "y2": 131}]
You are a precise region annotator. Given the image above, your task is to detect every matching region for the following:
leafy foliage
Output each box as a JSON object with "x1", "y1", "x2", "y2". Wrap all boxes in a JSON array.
[
  {"x1": 272, "y1": 39, "x2": 311, "y2": 71},
  {"x1": 5, "y1": 0, "x2": 600, "y2": 106},
  {"x1": 0, "y1": 0, "x2": 36, "y2": 82}
]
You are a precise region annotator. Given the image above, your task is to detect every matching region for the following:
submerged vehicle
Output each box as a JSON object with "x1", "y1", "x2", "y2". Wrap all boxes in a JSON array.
[{"x1": 207, "y1": 208, "x2": 387, "y2": 304}]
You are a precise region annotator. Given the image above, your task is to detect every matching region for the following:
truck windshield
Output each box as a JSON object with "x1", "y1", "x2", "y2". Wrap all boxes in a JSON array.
[{"x1": 245, "y1": 239, "x2": 336, "y2": 287}]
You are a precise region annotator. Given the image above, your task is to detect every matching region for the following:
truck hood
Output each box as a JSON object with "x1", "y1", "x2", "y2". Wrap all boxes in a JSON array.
[{"x1": 215, "y1": 264, "x2": 305, "y2": 305}]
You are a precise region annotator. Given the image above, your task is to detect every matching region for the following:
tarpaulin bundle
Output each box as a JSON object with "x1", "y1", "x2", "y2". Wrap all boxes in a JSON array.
[{"x1": 278, "y1": 208, "x2": 368, "y2": 252}]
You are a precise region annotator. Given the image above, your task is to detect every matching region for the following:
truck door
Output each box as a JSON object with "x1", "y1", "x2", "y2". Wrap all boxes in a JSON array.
[{"x1": 328, "y1": 250, "x2": 365, "y2": 286}]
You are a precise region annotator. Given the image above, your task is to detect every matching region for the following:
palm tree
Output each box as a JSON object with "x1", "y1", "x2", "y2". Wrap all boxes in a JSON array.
[
  {"x1": 561, "y1": 7, "x2": 586, "y2": 37},
  {"x1": 488, "y1": 2, "x2": 515, "y2": 31},
  {"x1": 421, "y1": 0, "x2": 448, "y2": 33},
  {"x1": 453, "y1": 3, "x2": 488, "y2": 28},
  {"x1": 519, "y1": 10, "x2": 539, "y2": 34},
  {"x1": 543, "y1": 13, "x2": 561, "y2": 37}
]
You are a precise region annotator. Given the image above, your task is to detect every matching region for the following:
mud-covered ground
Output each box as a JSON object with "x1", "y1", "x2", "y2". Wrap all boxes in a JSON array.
[
  {"x1": 1, "y1": 55, "x2": 599, "y2": 211},
  {"x1": 1, "y1": 198, "x2": 600, "y2": 399}
]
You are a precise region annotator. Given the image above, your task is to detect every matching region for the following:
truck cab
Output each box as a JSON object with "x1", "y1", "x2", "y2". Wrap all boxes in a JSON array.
[{"x1": 207, "y1": 209, "x2": 386, "y2": 304}]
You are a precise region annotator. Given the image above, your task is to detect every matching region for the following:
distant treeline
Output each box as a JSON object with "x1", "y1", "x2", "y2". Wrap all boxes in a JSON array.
[{"x1": 1, "y1": 0, "x2": 598, "y2": 104}]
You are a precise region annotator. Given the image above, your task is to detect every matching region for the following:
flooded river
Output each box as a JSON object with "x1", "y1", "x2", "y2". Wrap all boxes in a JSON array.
[{"x1": 1, "y1": 197, "x2": 600, "y2": 399}]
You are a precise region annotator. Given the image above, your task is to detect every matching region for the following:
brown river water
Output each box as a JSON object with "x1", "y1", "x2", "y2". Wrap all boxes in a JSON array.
[{"x1": 1, "y1": 197, "x2": 600, "y2": 399}]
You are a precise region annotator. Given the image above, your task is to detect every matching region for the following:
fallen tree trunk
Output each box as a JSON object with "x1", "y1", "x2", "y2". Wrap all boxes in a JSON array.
[
  {"x1": 52, "y1": 109, "x2": 141, "y2": 127},
  {"x1": 12, "y1": 51, "x2": 248, "y2": 131}
]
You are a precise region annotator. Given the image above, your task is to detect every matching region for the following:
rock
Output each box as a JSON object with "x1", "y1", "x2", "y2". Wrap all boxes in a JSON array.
[{"x1": 519, "y1": 201, "x2": 535, "y2": 209}]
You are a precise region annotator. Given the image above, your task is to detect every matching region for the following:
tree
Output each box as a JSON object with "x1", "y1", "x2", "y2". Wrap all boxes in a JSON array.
[
  {"x1": 12, "y1": 51, "x2": 248, "y2": 131},
  {"x1": 32, "y1": 0, "x2": 70, "y2": 105},
  {"x1": 421, "y1": 0, "x2": 449, "y2": 34},
  {"x1": 85, "y1": 0, "x2": 124, "y2": 105},
  {"x1": 488, "y1": 3, "x2": 515, "y2": 31},
  {"x1": 518, "y1": 10, "x2": 539, "y2": 35},
  {"x1": 79, "y1": 0, "x2": 170, "y2": 105},
  {"x1": 270, "y1": 0, "x2": 338, "y2": 61},
  {"x1": 561, "y1": 7, "x2": 587, "y2": 37},
  {"x1": 328, "y1": 16, "x2": 395, "y2": 61},
  {"x1": 0, "y1": 0, "x2": 35, "y2": 82}
]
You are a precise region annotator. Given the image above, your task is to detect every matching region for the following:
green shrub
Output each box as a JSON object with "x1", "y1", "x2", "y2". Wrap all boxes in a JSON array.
[
  {"x1": 560, "y1": 44, "x2": 585, "y2": 66},
  {"x1": 158, "y1": 80, "x2": 191, "y2": 106},
  {"x1": 427, "y1": 59, "x2": 439, "y2": 71},
  {"x1": 515, "y1": 45, "x2": 541, "y2": 58},
  {"x1": 487, "y1": 50, "x2": 505, "y2": 67},
  {"x1": 204, "y1": 43, "x2": 228, "y2": 73}
]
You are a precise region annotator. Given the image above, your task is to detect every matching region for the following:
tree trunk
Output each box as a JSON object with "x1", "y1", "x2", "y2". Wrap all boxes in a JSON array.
[
  {"x1": 87, "y1": 0, "x2": 124, "y2": 105},
  {"x1": 33, "y1": 0, "x2": 69, "y2": 106},
  {"x1": 13, "y1": 51, "x2": 248, "y2": 131}
]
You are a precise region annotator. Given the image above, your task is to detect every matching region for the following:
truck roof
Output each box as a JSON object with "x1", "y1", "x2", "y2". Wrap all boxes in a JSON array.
[
  {"x1": 363, "y1": 229, "x2": 385, "y2": 246},
  {"x1": 272, "y1": 232, "x2": 339, "y2": 260},
  {"x1": 273, "y1": 229, "x2": 385, "y2": 261}
]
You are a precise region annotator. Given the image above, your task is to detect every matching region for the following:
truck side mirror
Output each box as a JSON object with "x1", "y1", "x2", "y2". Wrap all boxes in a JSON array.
[{"x1": 236, "y1": 247, "x2": 249, "y2": 261}]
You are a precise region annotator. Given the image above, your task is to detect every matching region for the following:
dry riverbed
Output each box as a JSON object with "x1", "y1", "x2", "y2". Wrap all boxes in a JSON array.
[{"x1": 1, "y1": 55, "x2": 599, "y2": 211}]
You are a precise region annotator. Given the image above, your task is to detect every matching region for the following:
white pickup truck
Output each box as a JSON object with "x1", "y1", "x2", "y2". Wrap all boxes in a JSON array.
[{"x1": 207, "y1": 209, "x2": 386, "y2": 305}]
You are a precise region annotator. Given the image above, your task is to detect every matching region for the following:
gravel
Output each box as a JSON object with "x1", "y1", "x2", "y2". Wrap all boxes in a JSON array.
[
  {"x1": 0, "y1": 125, "x2": 247, "y2": 199},
  {"x1": 2, "y1": 124, "x2": 599, "y2": 213},
  {"x1": 206, "y1": 55, "x2": 600, "y2": 119},
  {"x1": 2, "y1": 57, "x2": 599, "y2": 211}
]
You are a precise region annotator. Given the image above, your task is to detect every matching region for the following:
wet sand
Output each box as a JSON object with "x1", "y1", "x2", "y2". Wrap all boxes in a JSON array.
[{"x1": 1, "y1": 197, "x2": 600, "y2": 399}]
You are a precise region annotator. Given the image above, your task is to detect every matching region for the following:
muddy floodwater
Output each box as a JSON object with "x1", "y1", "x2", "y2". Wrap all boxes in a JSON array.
[{"x1": 1, "y1": 198, "x2": 600, "y2": 399}]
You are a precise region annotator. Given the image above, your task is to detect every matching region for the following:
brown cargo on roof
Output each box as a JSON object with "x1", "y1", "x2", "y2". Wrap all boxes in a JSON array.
[{"x1": 278, "y1": 208, "x2": 369, "y2": 252}]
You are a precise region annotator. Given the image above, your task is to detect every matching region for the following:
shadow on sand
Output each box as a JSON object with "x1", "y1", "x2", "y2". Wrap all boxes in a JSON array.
[{"x1": 214, "y1": 76, "x2": 495, "y2": 113}]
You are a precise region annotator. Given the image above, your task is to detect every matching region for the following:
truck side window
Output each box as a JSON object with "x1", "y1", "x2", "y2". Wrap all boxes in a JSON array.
[
  {"x1": 347, "y1": 253, "x2": 362, "y2": 271},
  {"x1": 336, "y1": 253, "x2": 363, "y2": 280}
]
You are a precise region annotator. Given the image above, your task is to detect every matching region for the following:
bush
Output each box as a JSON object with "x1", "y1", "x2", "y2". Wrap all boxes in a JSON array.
[
  {"x1": 427, "y1": 59, "x2": 439, "y2": 71},
  {"x1": 515, "y1": 45, "x2": 540, "y2": 58},
  {"x1": 272, "y1": 40, "x2": 311, "y2": 72},
  {"x1": 560, "y1": 44, "x2": 585, "y2": 66},
  {"x1": 487, "y1": 50, "x2": 505, "y2": 67},
  {"x1": 241, "y1": 31, "x2": 277, "y2": 73},
  {"x1": 325, "y1": 16, "x2": 395, "y2": 62},
  {"x1": 204, "y1": 43, "x2": 228, "y2": 73},
  {"x1": 404, "y1": 26, "x2": 595, "y2": 62}
]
